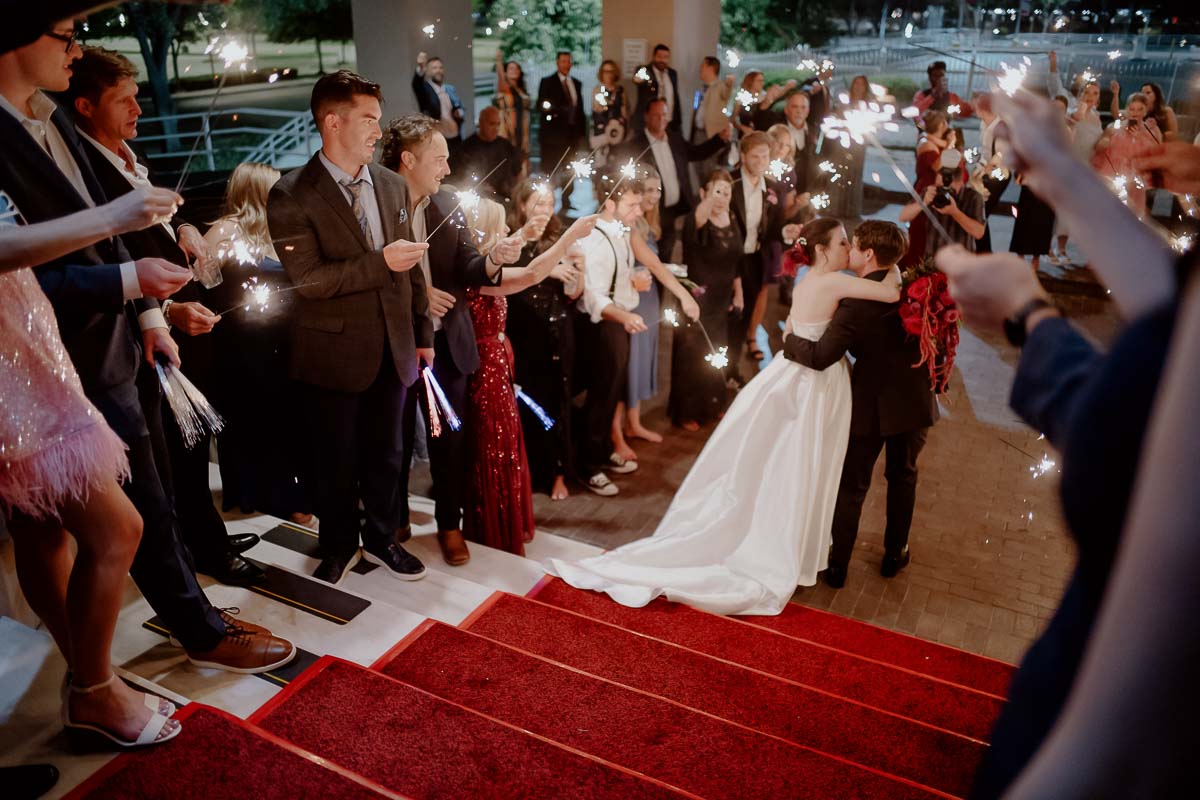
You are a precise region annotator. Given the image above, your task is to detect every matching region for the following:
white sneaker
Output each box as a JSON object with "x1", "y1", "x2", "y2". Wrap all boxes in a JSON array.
[
  {"x1": 607, "y1": 453, "x2": 638, "y2": 474},
  {"x1": 586, "y1": 472, "x2": 619, "y2": 496}
]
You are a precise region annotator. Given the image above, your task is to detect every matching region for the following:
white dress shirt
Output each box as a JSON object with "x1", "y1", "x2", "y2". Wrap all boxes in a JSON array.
[
  {"x1": 647, "y1": 131, "x2": 681, "y2": 208},
  {"x1": 318, "y1": 150, "x2": 385, "y2": 251},
  {"x1": 654, "y1": 66, "x2": 674, "y2": 122},
  {"x1": 787, "y1": 121, "x2": 808, "y2": 153},
  {"x1": 559, "y1": 72, "x2": 577, "y2": 108},
  {"x1": 578, "y1": 218, "x2": 638, "y2": 322},
  {"x1": 741, "y1": 175, "x2": 765, "y2": 254},
  {"x1": 0, "y1": 90, "x2": 152, "y2": 315},
  {"x1": 431, "y1": 81, "x2": 458, "y2": 138},
  {"x1": 409, "y1": 195, "x2": 440, "y2": 332}
]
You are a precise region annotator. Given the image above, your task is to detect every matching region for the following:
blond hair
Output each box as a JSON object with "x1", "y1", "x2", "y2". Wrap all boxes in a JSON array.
[
  {"x1": 220, "y1": 162, "x2": 280, "y2": 255},
  {"x1": 467, "y1": 198, "x2": 508, "y2": 256}
]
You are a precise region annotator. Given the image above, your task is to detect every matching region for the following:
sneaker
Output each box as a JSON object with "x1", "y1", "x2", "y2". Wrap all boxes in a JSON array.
[
  {"x1": 312, "y1": 550, "x2": 361, "y2": 586},
  {"x1": 185, "y1": 627, "x2": 297, "y2": 674},
  {"x1": 607, "y1": 453, "x2": 638, "y2": 474},
  {"x1": 361, "y1": 542, "x2": 427, "y2": 581},
  {"x1": 586, "y1": 472, "x2": 619, "y2": 496}
]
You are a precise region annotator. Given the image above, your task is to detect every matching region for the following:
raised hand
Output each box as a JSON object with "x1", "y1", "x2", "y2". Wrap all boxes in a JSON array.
[
  {"x1": 490, "y1": 234, "x2": 525, "y2": 265},
  {"x1": 564, "y1": 214, "x2": 598, "y2": 242},
  {"x1": 1133, "y1": 142, "x2": 1200, "y2": 195},
  {"x1": 135, "y1": 257, "x2": 192, "y2": 299}
]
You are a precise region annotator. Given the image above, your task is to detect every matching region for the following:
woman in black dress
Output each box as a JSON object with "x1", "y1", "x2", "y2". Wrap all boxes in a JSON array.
[
  {"x1": 505, "y1": 178, "x2": 584, "y2": 500},
  {"x1": 669, "y1": 169, "x2": 744, "y2": 430}
]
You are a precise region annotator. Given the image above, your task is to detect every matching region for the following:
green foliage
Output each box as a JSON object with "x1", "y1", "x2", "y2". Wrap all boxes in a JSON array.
[
  {"x1": 248, "y1": 0, "x2": 354, "y2": 44},
  {"x1": 488, "y1": 0, "x2": 601, "y2": 64},
  {"x1": 721, "y1": 0, "x2": 838, "y2": 51}
]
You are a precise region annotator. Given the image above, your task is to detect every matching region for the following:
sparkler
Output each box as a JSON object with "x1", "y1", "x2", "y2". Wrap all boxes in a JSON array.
[
  {"x1": 766, "y1": 158, "x2": 790, "y2": 181},
  {"x1": 635, "y1": 67, "x2": 650, "y2": 82},
  {"x1": 175, "y1": 38, "x2": 252, "y2": 193},
  {"x1": 661, "y1": 307, "x2": 680, "y2": 327},
  {"x1": 1029, "y1": 455, "x2": 1057, "y2": 479},
  {"x1": 515, "y1": 386, "x2": 555, "y2": 431},
  {"x1": 820, "y1": 103, "x2": 899, "y2": 148},
  {"x1": 1171, "y1": 233, "x2": 1195, "y2": 253},
  {"x1": 997, "y1": 60, "x2": 1029, "y2": 96},
  {"x1": 155, "y1": 359, "x2": 224, "y2": 448},
  {"x1": 423, "y1": 161, "x2": 506, "y2": 242},
  {"x1": 1107, "y1": 50, "x2": 1122, "y2": 61},
  {"x1": 810, "y1": 193, "x2": 830, "y2": 210},
  {"x1": 724, "y1": 49, "x2": 741, "y2": 69},
  {"x1": 705, "y1": 347, "x2": 730, "y2": 370},
  {"x1": 422, "y1": 24, "x2": 436, "y2": 38},
  {"x1": 736, "y1": 88, "x2": 757, "y2": 110},
  {"x1": 947, "y1": 103, "x2": 962, "y2": 116},
  {"x1": 599, "y1": 154, "x2": 648, "y2": 208},
  {"x1": 212, "y1": 280, "x2": 318, "y2": 316}
]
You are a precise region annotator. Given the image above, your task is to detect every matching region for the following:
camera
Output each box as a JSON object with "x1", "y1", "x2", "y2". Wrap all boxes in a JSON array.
[{"x1": 931, "y1": 149, "x2": 963, "y2": 209}]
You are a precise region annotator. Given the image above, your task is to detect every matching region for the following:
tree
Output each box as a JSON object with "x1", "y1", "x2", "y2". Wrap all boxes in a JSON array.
[
  {"x1": 720, "y1": 0, "x2": 839, "y2": 51},
  {"x1": 489, "y1": 0, "x2": 601, "y2": 64},
  {"x1": 255, "y1": 0, "x2": 354, "y2": 74}
]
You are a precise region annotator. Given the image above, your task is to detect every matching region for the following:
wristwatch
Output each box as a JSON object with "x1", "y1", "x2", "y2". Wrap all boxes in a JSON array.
[
  {"x1": 1003, "y1": 297, "x2": 1057, "y2": 347},
  {"x1": 161, "y1": 298, "x2": 175, "y2": 329}
]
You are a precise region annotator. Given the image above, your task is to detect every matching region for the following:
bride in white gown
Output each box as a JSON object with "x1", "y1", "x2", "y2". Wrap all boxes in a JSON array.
[{"x1": 545, "y1": 218, "x2": 902, "y2": 615}]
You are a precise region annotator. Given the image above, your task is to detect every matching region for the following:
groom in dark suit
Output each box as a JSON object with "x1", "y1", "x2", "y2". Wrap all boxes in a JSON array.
[
  {"x1": 269, "y1": 71, "x2": 433, "y2": 586},
  {"x1": 535, "y1": 51, "x2": 585, "y2": 210},
  {"x1": 782, "y1": 221, "x2": 938, "y2": 587}
]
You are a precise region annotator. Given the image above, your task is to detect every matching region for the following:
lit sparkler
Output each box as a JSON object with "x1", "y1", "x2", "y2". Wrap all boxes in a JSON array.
[
  {"x1": 662, "y1": 307, "x2": 680, "y2": 327},
  {"x1": 1107, "y1": 49, "x2": 1122, "y2": 61},
  {"x1": 1029, "y1": 455, "x2": 1057, "y2": 479},
  {"x1": 724, "y1": 49, "x2": 741, "y2": 69},
  {"x1": 424, "y1": 161, "x2": 506, "y2": 241},
  {"x1": 810, "y1": 193, "x2": 830, "y2": 210},
  {"x1": 736, "y1": 88, "x2": 757, "y2": 110},
  {"x1": 175, "y1": 37, "x2": 253, "y2": 193},
  {"x1": 1171, "y1": 233, "x2": 1195, "y2": 253},
  {"x1": 422, "y1": 23, "x2": 436, "y2": 38},
  {"x1": 767, "y1": 158, "x2": 790, "y2": 181},
  {"x1": 705, "y1": 347, "x2": 729, "y2": 370},
  {"x1": 947, "y1": 103, "x2": 962, "y2": 116},
  {"x1": 820, "y1": 103, "x2": 899, "y2": 147},
  {"x1": 635, "y1": 67, "x2": 650, "y2": 82},
  {"x1": 997, "y1": 60, "x2": 1029, "y2": 96}
]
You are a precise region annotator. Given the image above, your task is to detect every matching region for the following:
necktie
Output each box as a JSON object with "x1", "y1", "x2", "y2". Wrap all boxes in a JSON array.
[
  {"x1": 342, "y1": 177, "x2": 375, "y2": 249},
  {"x1": 563, "y1": 77, "x2": 577, "y2": 125}
]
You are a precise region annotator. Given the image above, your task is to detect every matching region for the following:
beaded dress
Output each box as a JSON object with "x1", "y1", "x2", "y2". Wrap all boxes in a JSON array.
[{"x1": 463, "y1": 290, "x2": 535, "y2": 555}]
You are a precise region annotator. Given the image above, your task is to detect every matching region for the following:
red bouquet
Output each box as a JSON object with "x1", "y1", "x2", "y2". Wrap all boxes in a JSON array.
[
  {"x1": 780, "y1": 238, "x2": 809, "y2": 279},
  {"x1": 900, "y1": 259, "x2": 959, "y2": 393}
]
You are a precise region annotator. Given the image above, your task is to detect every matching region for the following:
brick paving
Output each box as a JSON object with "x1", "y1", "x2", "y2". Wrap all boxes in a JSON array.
[{"x1": 426, "y1": 269, "x2": 1119, "y2": 667}]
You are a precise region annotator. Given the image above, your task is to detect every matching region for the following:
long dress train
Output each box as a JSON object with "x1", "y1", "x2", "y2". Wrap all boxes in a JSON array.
[{"x1": 546, "y1": 321, "x2": 851, "y2": 615}]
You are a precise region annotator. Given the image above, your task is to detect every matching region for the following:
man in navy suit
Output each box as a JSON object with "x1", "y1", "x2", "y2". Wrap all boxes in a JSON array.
[{"x1": 535, "y1": 51, "x2": 586, "y2": 211}]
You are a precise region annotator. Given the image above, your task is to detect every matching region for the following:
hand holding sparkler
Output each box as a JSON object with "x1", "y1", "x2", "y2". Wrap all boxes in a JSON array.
[
  {"x1": 1133, "y1": 142, "x2": 1200, "y2": 196},
  {"x1": 104, "y1": 186, "x2": 183, "y2": 235},
  {"x1": 383, "y1": 238, "x2": 430, "y2": 272},
  {"x1": 166, "y1": 302, "x2": 221, "y2": 336},
  {"x1": 134, "y1": 257, "x2": 193, "y2": 299}
]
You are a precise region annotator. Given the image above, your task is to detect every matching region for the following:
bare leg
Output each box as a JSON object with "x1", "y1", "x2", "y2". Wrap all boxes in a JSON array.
[
  {"x1": 747, "y1": 287, "x2": 768, "y2": 357},
  {"x1": 551, "y1": 475, "x2": 569, "y2": 501},
  {"x1": 625, "y1": 404, "x2": 663, "y2": 443},
  {"x1": 1056, "y1": 234, "x2": 1069, "y2": 259},
  {"x1": 611, "y1": 402, "x2": 637, "y2": 461},
  {"x1": 9, "y1": 520, "x2": 72, "y2": 664}
]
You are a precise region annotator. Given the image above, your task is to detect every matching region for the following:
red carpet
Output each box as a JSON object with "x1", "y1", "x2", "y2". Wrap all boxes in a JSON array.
[
  {"x1": 531, "y1": 577, "x2": 1015, "y2": 697},
  {"x1": 516, "y1": 585, "x2": 1003, "y2": 740},
  {"x1": 250, "y1": 656, "x2": 693, "y2": 799},
  {"x1": 65, "y1": 704, "x2": 402, "y2": 799},
  {"x1": 378, "y1": 620, "x2": 951, "y2": 800}
]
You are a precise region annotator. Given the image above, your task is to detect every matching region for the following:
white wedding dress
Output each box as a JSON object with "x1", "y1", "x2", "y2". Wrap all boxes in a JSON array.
[{"x1": 545, "y1": 321, "x2": 852, "y2": 616}]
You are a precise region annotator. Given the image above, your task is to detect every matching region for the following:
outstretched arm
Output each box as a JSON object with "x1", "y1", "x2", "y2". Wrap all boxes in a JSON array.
[
  {"x1": 630, "y1": 231, "x2": 700, "y2": 320},
  {"x1": 826, "y1": 269, "x2": 901, "y2": 304},
  {"x1": 782, "y1": 300, "x2": 859, "y2": 370},
  {"x1": 482, "y1": 215, "x2": 598, "y2": 296}
]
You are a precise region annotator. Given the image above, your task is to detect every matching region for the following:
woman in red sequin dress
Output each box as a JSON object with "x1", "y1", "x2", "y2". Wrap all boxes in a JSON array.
[{"x1": 462, "y1": 200, "x2": 597, "y2": 554}]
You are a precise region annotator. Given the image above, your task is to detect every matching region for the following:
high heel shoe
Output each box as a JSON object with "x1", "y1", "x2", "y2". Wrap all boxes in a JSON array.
[{"x1": 63, "y1": 674, "x2": 182, "y2": 748}]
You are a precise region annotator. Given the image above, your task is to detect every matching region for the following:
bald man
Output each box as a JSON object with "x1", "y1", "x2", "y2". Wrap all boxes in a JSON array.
[{"x1": 454, "y1": 105, "x2": 521, "y2": 200}]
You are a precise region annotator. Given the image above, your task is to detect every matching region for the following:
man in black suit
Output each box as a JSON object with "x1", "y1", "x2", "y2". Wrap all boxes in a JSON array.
[
  {"x1": 618, "y1": 97, "x2": 729, "y2": 260},
  {"x1": 781, "y1": 221, "x2": 938, "y2": 587},
  {"x1": 727, "y1": 131, "x2": 787, "y2": 382},
  {"x1": 268, "y1": 71, "x2": 434, "y2": 586},
  {"x1": 67, "y1": 45, "x2": 263, "y2": 587},
  {"x1": 535, "y1": 51, "x2": 585, "y2": 210},
  {"x1": 381, "y1": 114, "x2": 524, "y2": 565},
  {"x1": 0, "y1": 22, "x2": 295, "y2": 672},
  {"x1": 632, "y1": 43, "x2": 682, "y2": 135},
  {"x1": 411, "y1": 51, "x2": 464, "y2": 151}
]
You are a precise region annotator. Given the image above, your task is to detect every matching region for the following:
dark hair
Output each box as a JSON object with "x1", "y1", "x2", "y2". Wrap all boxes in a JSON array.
[
  {"x1": 851, "y1": 220, "x2": 907, "y2": 267},
  {"x1": 311, "y1": 70, "x2": 383, "y2": 129},
  {"x1": 556, "y1": 51, "x2": 571, "y2": 60},
  {"x1": 653, "y1": 43, "x2": 670, "y2": 55},
  {"x1": 593, "y1": 165, "x2": 644, "y2": 205},
  {"x1": 703, "y1": 168, "x2": 734, "y2": 188},
  {"x1": 66, "y1": 46, "x2": 137, "y2": 106},
  {"x1": 379, "y1": 114, "x2": 438, "y2": 171},
  {"x1": 701, "y1": 55, "x2": 721, "y2": 71},
  {"x1": 645, "y1": 97, "x2": 668, "y2": 115},
  {"x1": 1140, "y1": 81, "x2": 1169, "y2": 128},
  {"x1": 927, "y1": 60, "x2": 947, "y2": 76},
  {"x1": 797, "y1": 217, "x2": 844, "y2": 264},
  {"x1": 503, "y1": 60, "x2": 528, "y2": 94},
  {"x1": 509, "y1": 177, "x2": 563, "y2": 256},
  {"x1": 426, "y1": 55, "x2": 444, "y2": 67}
]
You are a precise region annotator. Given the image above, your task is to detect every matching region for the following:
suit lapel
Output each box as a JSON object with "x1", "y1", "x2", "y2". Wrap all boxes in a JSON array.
[
  {"x1": 0, "y1": 107, "x2": 91, "y2": 213},
  {"x1": 53, "y1": 109, "x2": 109, "y2": 206},
  {"x1": 305, "y1": 157, "x2": 369, "y2": 250},
  {"x1": 369, "y1": 163, "x2": 397, "y2": 244},
  {"x1": 731, "y1": 169, "x2": 747, "y2": 230}
]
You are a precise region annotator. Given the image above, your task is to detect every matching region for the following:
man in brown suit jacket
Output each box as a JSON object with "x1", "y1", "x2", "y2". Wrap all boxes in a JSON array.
[{"x1": 268, "y1": 71, "x2": 434, "y2": 586}]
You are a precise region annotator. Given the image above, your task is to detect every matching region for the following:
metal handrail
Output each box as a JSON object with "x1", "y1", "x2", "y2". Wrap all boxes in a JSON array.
[{"x1": 135, "y1": 107, "x2": 316, "y2": 170}]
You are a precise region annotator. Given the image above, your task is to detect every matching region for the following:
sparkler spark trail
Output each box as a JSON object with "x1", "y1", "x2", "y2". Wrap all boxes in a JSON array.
[
  {"x1": 423, "y1": 161, "x2": 506, "y2": 242},
  {"x1": 661, "y1": 307, "x2": 680, "y2": 327},
  {"x1": 213, "y1": 281, "x2": 318, "y2": 317},
  {"x1": 175, "y1": 38, "x2": 252, "y2": 193},
  {"x1": 766, "y1": 158, "x2": 790, "y2": 181},
  {"x1": 810, "y1": 193, "x2": 830, "y2": 210},
  {"x1": 736, "y1": 88, "x2": 757, "y2": 110},
  {"x1": 724, "y1": 49, "x2": 741, "y2": 69}
]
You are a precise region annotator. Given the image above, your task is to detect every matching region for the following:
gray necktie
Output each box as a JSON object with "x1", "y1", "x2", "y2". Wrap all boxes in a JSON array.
[{"x1": 342, "y1": 177, "x2": 375, "y2": 249}]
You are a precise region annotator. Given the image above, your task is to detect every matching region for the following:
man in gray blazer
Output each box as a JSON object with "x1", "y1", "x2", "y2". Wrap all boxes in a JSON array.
[{"x1": 268, "y1": 70, "x2": 434, "y2": 586}]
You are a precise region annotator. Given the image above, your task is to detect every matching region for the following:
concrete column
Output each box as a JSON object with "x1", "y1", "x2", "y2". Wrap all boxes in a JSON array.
[
  {"x1": 351, "y1": 0, "x2": 475, "y2": 135},
  {"x1": 601, "y1": 0, "x2": 722, "y2": 134}
]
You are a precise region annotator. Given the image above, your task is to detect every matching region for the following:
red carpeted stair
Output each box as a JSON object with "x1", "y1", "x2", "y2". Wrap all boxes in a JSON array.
[
  {"x1": 69, "y1": 576, "x2": 1015, "y2": 798},
  {"x1": 530, "y1": 576, "x2": 1015, "y2": 697},
  {"x1": 64, "y1": 704, "x2": 404, "y2": 800}
]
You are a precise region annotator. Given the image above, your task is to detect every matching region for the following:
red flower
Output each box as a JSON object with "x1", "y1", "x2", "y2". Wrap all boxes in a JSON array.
[
  {"x1": 939, "y1": 289, "x2": 954, "y2": 306},
  {"x1": 944, "y1": 308, "x2": 960, "y2": 324},
  {"x1": 907, "y1": 276, "x2": 932, "y2": 300},
  {"x1": 901, "y1": 315, "x2": 923, "y2": 335}
]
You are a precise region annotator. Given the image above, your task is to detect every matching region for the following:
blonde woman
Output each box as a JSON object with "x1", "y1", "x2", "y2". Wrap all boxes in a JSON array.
[
  {"x1": 462, "y1": 199, "x2": 596, "y2": 554},
  {"x1": 203, "y1": 164, "x2": 313, "y2": 527}
]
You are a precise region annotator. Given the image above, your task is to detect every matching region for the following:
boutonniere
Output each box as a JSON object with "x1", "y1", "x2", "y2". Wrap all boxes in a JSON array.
[{"x1": 398, "y1": 208, "x2": 408, "y2": 224}]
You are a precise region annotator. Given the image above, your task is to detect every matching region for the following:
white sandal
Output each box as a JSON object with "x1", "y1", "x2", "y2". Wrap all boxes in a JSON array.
[
  {"x1": 63, "y1": 674, "x2": 182, "y2": 748},
  {"x1": 61, "y1": 671, "x2": 176, "y2": 717}
]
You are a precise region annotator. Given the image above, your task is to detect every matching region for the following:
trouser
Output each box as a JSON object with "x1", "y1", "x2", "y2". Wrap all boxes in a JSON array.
[
  {"x1": 576, "y1": 316, "x2": 630, "y2": 475},
  {"x1": 111, "y1": 369, "x2": 225, "y2": 652},
  {"x1": 398, "y1": 332, "x2": 471, "y2": 533},
  {"x1": 658, "y1": 201, "x2": 686, "y2": 263},
  {"x1": 726, "y1": 251, "x2": 763, "y2": 379},
  {"x1": 541, "y1": 137, "x2": 583, "y2": 212},
  {"x1": 304, "y1": 345, "x2": 409, "y2": 559},
  {"x1": 977, "y1": 174, "x2": 1011, "y2": 254},
  {"x1": 828, "y1": 427, "x2": 930, "y2": 568}
]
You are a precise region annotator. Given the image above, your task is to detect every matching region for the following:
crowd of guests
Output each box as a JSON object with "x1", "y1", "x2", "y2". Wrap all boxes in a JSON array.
[{"x1": 4, "y1": 8, "x2": 1200, "y2": 797}]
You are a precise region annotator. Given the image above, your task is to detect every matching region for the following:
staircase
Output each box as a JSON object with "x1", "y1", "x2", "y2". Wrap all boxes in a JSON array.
[{"x1": 1, "y1": 498, "x2": 1014, "y2": 799}]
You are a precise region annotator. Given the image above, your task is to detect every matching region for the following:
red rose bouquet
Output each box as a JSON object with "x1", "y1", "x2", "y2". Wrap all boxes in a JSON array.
[{"x1": 900, "y1": 259, "x2": 959, "y2": 393}]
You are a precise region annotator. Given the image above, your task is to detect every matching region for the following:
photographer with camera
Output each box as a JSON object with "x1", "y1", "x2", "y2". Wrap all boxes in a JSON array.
[{"x1": 899, "y1": 148, "x2": 985, "y2": 259}]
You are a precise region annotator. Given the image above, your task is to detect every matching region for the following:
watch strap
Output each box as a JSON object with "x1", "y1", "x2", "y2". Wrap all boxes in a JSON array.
[{"x1": 1004, "y1": 296, "x2": 1056, "y2": 347}]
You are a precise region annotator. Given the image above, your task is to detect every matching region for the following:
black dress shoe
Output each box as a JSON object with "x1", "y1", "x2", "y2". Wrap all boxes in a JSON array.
[
  {"x1": 3, "y1": 763, "x2": 59, "y2": 800},
  {"x1": 880, "y1": 546, "x2": 911, "y2": 578},
  {"x1": 312, "y1": 550, "x2": 361, "y2": 586},
  {"x1": 822, "y1": 564, "x2": 847, "y2": 589},
  {"x1": 199, "y1": 552, "x2": 266, "y2": 586},
  {"x1": 362, "y1": 542, "x2": 426, "y2": 581},
  {"x1": 227, "y1": 533, "x2": 259, "y2": 555}
]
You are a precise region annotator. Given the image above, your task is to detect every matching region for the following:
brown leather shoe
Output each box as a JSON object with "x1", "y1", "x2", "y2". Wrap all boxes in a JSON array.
[
  {"x1": 185, "y1": 627, "x2": 297, "y2": 674},
  {"x1": 437, "y1": 529, "x2": 470, "y2": 566},
  {"x1": 395, "y1": 524, "x2": 413, "y2": 544},
  {"x1": 218, "y1": 608, "x2": 268, "y2": 637}
]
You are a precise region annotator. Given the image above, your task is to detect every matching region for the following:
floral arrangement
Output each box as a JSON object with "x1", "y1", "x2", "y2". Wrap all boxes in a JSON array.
[{"x1": 899, "y1": 259, "x2": 960, "y2": 393}]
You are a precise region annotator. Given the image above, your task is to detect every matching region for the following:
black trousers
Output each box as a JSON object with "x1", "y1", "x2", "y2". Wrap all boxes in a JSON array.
[
  {"x1": 658, "y1": 200, "x2": 686, "y2": 263},
  {"x1": 977, "y1": 174, "x2": 1011, "y2": 254},
  {"x1": 829, "y1": 427, "x2": 930, "y2": 568},
  {"x1": 398, "y1": 331, "x2": 471, "y2": 533},
  {"x1": 541, "y1": 136, "x2": 583, "y2": 211},
  {"x1": 120, "y1": 366, "x2": 225, "y2": 652},
  {"x1": 576, "y1": 315, "x2": 630, "y2": 475},
  {"x1": 726, "y1": 251, "x2": 762, "y2": 378},
  {"x1": 304, "y1": 346, "x2": 409, "y2": 559}
]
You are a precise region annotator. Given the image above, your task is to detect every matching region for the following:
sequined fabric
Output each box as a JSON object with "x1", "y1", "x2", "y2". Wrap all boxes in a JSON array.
[
  {"x1": 463, "y1": 291, "x2": 535, "y2": 555},
  {"x1": 0, "y1": 269, "x2": 129, "y2": 518}
]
